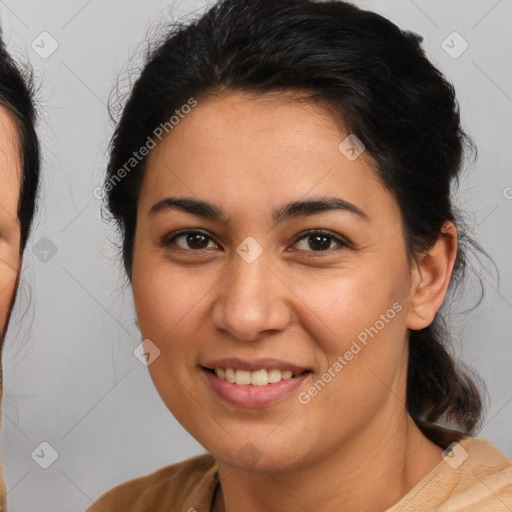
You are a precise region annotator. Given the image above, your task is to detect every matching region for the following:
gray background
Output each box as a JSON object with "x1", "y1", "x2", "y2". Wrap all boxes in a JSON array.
[{"x1": 0, "y1": 1, "x2": 511, "y2": 511}]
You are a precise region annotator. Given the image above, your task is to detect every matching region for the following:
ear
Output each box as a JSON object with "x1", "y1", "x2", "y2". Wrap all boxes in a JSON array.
[{"x1": 406, "y1": 221, "x2": 458, "y2": 330}]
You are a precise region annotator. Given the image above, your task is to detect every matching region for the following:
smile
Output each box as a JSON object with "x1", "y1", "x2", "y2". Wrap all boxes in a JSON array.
[
  {"x1": 201, "y1": 367, "x2": 312, "y2": 408},
  {"x1": 209, "y1": 367, "x2": 308, "y2": 386}
]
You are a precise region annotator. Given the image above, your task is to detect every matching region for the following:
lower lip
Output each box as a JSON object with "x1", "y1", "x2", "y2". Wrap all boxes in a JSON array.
[{"x1": 202, "y1": 368, "x2": 311, "y2": 408}]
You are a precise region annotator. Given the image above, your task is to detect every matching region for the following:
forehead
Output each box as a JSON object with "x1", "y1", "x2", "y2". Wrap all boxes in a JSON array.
[
  {"x1": 140, "y1": 92, "x2": 400, "y2": 227},
  {"x1": 160, "y1": 91, "x2": 354, "y2": 162}
]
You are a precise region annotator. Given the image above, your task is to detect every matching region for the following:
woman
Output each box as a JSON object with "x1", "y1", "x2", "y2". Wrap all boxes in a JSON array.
[
  {"x1": 88, "y1": 0, "x2": 512, "y2": 510},
  {"x1": 0, "y1": 35, "x2": 40, "y2": 511}
]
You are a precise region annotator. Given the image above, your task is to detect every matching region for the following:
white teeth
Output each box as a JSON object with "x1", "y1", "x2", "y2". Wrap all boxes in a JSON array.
[
  {"x1": 268, "y1": 368, "x2": 281, "y2": 383},
  {"x1": 251, "y1": 369, "x2": 268, "y2": 386},
  {"x1": 235, "y1": 370, "x2": 251, "y2": 385},
  {"x1": 213, "y1": 367, "x2": 300, "y2": 385}
]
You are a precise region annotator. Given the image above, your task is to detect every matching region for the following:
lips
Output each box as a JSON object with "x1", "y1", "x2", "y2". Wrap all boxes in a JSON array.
[
  {"x1": 202, "y1": 367, "x2": 312, "y2": 408},
  {"x1": 200, "y1": 357, "x2": 313, "y2": 407}
]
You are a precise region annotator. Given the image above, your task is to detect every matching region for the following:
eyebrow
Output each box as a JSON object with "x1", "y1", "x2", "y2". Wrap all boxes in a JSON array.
[{"x1": 148, "y1": 195, "x2": 370, "y2": 225}]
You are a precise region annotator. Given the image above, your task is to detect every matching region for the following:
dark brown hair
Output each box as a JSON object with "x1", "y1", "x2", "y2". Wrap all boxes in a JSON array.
[{"x1": 0, "y1": 35, "x2": 40, "y2": 251}]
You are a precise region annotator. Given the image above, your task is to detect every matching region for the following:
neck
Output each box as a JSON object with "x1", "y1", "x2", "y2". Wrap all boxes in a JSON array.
[{"x1": 213, "y1": 413, "x2": 443, "y2": 512}]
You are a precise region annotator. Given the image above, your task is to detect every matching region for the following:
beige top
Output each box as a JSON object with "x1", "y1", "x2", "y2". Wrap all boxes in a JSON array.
[{"x1": 86, "y1": 437, "x2": 512, "y2": 511}]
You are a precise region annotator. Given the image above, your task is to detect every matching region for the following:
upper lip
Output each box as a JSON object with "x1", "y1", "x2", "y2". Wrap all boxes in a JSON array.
[{"x1": 201, "y1": 357, "x2": 311, "y2": 374}]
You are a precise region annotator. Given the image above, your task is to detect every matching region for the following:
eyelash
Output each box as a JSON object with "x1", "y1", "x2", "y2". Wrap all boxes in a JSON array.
[{"x1": 161, "y1": 229, "x2": 350, "y2": 255}]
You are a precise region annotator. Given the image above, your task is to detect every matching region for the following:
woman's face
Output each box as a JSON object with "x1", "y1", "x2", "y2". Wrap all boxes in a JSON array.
[
  {"x1": 0, "y1": 106, "x2": 22, "y2": 339},
  {"x1": 132, "y1": 92, "x2": 420, "y2": 471}
]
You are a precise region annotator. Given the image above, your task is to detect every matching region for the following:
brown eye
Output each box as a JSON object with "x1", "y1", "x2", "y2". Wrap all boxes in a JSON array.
[
  {"x1": 293, "y1": 230, "x2": 349, "y2": 253},
  {"x1": 163, "y1": 230, "x2": 217, "y2": 251}
]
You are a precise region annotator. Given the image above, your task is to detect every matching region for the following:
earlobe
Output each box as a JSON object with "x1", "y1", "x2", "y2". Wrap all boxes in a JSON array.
[{"x1": 406, "y1": 221, "x2": 458, "y2": 331}]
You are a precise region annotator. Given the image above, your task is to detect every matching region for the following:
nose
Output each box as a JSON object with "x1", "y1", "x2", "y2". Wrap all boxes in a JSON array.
[{"x1": 210, "y1": 249, "x2": 292, "y2": 342}]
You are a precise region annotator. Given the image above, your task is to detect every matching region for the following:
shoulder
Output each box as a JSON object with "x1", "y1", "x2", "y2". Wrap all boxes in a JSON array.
[
  {"x1": 86, "y1": 453, "x2": 219, "y2": 512},
  {"x1": 447, "y1": 437, "x2": 512, "y2": 510},
  {"x1": 388, "y1": 437, "x2": 512, "y2": 512},
  {"x1": 458, "y1": 436, "x2": 512, "y2": 480}
]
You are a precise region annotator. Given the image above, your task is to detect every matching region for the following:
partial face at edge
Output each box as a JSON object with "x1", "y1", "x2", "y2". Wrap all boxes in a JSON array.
[
  {"x1": 0, "y1": 106, "x2": 22, "y2": 340},
  {"x1": 130, "y1": 92, "x2": 419, "y2": 471}
]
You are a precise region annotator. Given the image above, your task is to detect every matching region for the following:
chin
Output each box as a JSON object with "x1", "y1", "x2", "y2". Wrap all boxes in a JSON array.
[{"x1": 203, "y1": 433, "x2": 308, "y2": 473}]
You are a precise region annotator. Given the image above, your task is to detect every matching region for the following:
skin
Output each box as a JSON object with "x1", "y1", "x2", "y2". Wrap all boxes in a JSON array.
[
  {"x1": 131, "y1": 91, "x2": 458, "y2": 512},
  {"x1": 0, "y1": 105, "x2": 23, "y2": 508},
  {"x1": 0, "y1": 106, "x2": 22, "y2": 333}
]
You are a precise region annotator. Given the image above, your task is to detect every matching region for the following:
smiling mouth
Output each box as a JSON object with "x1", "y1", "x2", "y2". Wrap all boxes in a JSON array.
[{"x1": 203, "y1": 367, "x2": 311, "y2": 386}]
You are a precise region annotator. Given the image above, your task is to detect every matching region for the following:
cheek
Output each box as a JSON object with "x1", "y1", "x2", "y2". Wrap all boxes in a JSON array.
[
  {"x1": 288, "y1": 264, "x2": 408, "y2": 402},
  {"x1": 0, "y1": 247, "x2": 20, "y2": 331},
  {"x1": 294, "y1": 273, "x2": 408, "y2": 435},
  {"x1": 289, "y1": 262, "x2": 406, "y2": 349},
  {"x1": 131, "y1": 265, "x2": 207, "y2": 418},
  {"x1": 132, "y1": 263, "x2": 218, "y2": 348}
]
